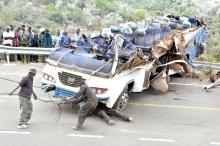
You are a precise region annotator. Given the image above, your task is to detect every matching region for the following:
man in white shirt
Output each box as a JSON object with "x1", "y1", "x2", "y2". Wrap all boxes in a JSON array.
[
  {"x1": 73, "y1": 28, "x2": 83, "y2": 43},
  {"x1": 3, "y1": 26, "x2": 14, "y2": 46},
  {"x1": 2, "y1": 26, "x2": 15, "y2": 62}
]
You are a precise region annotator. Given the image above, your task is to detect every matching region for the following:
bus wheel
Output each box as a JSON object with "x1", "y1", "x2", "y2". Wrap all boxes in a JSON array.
[{"x1": 113, "y1": 88, "x2": 129, "y2": 111}]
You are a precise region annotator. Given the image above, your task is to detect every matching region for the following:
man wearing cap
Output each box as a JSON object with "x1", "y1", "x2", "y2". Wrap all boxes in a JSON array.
[{"x1": 9, "y1": 68, "x2": 37, "y2": 129}]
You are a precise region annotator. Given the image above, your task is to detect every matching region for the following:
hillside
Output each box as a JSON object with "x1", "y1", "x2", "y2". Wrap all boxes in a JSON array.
[{"x1": 0, "y1": 0, "x2": 219, "y2": 61}]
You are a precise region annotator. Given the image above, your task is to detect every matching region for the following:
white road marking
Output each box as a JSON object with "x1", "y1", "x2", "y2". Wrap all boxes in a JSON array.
[
  {"x1": 169, "y1": 82, "x2": 204, "y2": 87},
  {"x1": 129, "y1": 103, "x2": 220, "y2": 111},
  {"x1": 0, "y1": 72, "x2": 41, "y2": 77},
  {"x1": 0, "y1": 99, "x2": 4, "y2": 102},
  {"x1": 139, "y1": 138, "x2": 174, "y2": 142},
  {"x1": 210, "y1": 142, "x2": 220, "y2": 145},
  {"x1": 67, "y1": 134, "x2": 103, "y2": 138},
  {"x1": 0, "y1": 131, "x2": 30, "y2": 135},
  {"x1": 169, "y1": 82, "x2": 220, "y2": 88},
  {"x1": 0, "y1": 95, "x2": 17, "y2": 98},
  {"x1": 0, "y1": 73, "x2": 24, "y2": 76},
  {"x1": 1, "y1": 64, "x2": 16, "y2": 66}
]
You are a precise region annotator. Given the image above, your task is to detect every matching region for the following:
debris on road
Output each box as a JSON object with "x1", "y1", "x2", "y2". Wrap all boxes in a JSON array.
[{"x1": 204, "y1": 71, "x2": 220, "y2": 89}]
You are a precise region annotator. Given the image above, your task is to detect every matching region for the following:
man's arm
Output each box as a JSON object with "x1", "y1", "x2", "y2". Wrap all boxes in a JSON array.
[
  {"x1": 9, "y1": 77, "x2": 26, "y2": 95},
  {"x1": 73, "y1": 85, "x2": 86, "y2": 99},
  {"x1": 71, "y1": 85, "x2": 86, "y2": 104},
  {"x1": 32, "y1": 91, "x2": 37, "y2": 100},
  {"x1": 72, "y1": 96, "x2": 83, "y2": 104},
  {"x1": 9, "y1": 84, "x2": 20, "y2": 95}
]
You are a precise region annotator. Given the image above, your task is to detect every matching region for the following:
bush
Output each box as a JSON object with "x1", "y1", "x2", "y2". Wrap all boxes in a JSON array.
[
  {"x1": 0, "y1": 11, "x2": 14, "y2": 26},
  {"x1": 207, "y1": 53, "x2": 220, "y2": 63},
  {"x1": 93, "y1": 0, "x2": 118, "y2": 16},
  {"x1": 66, "y1": 6, "x2": 84, "y2": 24},
  {"x1": 46, "y1": 4, "x2": 66, "y2": 24},
  {"x1": 48, "y1": 12, "x2": 65, "y2": 24},
  {"x1": 130, "y1": 9, "x2": 147, "y2": 22}
]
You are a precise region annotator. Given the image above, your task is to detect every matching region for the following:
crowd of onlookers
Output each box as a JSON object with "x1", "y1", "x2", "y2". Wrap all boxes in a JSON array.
[{"x1": 0, "y1": 25, "x2": 84, "y2": 63}]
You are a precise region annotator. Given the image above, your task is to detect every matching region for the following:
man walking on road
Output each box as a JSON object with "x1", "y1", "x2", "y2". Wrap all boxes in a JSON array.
[
  {"x1": 70, "y1": 84, "x2": 98, "y2": 131},
  {"x1": 9, "y1": 68, "x2": 38, "y2": 129}
]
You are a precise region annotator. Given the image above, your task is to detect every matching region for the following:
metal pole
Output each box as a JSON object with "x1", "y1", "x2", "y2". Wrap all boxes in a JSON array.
[{"x1": 6, "y1": 53, "x2": 10, "y2": 64}]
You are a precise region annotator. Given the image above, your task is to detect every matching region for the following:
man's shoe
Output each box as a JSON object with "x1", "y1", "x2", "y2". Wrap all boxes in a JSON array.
[
  {"x1": 128, "y1": 117, "x2": 134, "y2": 122},
  {"x1": 17, "y1": 124, "x2": 23, "y2": 129},
  {"x1": 27, "y1": 120, "x2": 31, "y2": 125},
  {"x1": 72, "y1": 126, "x2": 83, "y2": 131},
  {"x1": 107, "y1": 120, "x2": 115, "y2": 125},
  {"x1": 17, "y1": 124, "x2": 28, "y2": 129}
]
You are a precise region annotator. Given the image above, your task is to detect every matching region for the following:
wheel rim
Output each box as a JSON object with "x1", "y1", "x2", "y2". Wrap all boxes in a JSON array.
[{"x1": 118, "y1": 93, "x2": 129, "y2": 110}]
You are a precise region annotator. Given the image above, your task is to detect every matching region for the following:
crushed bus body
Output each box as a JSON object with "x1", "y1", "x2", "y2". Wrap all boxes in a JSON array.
[{"x1": 41, "y1": 15, "x2": 208, "y2": 110}]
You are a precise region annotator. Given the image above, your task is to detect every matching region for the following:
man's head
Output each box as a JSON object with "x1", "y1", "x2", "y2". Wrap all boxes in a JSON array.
[
  {"x1": 28, "y1": 27, "x2": 31, "y2": 32},
  {"x1": 45, "y1": 29, "x2": 49, "y2": 34},
  {"x1": 10, "y1": 25, "x2": 14, "y2": 31},
  {"x1": 63, "y1": 31, "x2": 68, "y2": 35},
  {"x1": 57, "y1": 29, "x2": 60, "y2": 36},
  {"x1": 76, "y1": 28, "x2": 80, "y2": 34},
  {"x1": 29, "y1": 68, "x2": 37, "y2": 76},
  {"x1": 21, "y1": 24, "x2": 25, "y2": 31},
  {"x1": 6, "y1": 26, "x2": 10, "y2": 32},
  {"x1": 16, "y1": 26, "x2": 21, "y2": 31}
]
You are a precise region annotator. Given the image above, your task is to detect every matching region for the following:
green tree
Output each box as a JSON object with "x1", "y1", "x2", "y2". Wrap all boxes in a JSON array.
[
  {"x1": 131, "y1": 9, "x2": 147, "y2": 21},
  {"x1": 93, "y1": 0, "x2": 118, "y2": 16},
  {"x1": 46, "y1": 4, "x2": 65, "y2": 24}
]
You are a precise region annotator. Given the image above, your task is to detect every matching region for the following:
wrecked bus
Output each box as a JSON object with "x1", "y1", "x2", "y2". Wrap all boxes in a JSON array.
[{"x1": 41, "y1": 17, "x2": 207, "y2": 110}]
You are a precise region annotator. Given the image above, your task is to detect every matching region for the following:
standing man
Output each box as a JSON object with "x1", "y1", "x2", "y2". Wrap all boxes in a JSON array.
[
  {"x1": 73, "y1": 28, "x2": 82, "y2": 43},
  {"x1": 27, "y1": 27, "x2": 35, "y2": 62},
  {"x1": 10, "y1": 25, "x2": 15, "y2": 46},
  {"x1": 71, "y1": 84, "x2": 98, "y2": 131},
  {"x1": 2, "y1": 26, "x2": 14, "y2": 61},
  {"x1": 0, "y1": 26, "x2": 3, "y2": 44},
  {"x1": 9, "y1": 68, "x2": 38, "y2": 129},
  {"x1": 53, "y1": 29, "x2": 61, "y2": 48},
  {"x1": 40, "y1": 28, "x2": 52, "y2": 62},
  {"x1": 59, "y1": 31, "x2": 71, "y2": 48},
  {"x1": 3, "y1": 26, "x2": 14, "y2": 46},
  {"x1": 14, "y1": 26, "x2": 21, "y2": 47},
  {"x1": 19, "y1": 25, "x2": 30, "y2": 63},
  {"x1": 41, "y1": 28, "x2": 52, "y2": 48},
  {"x1": 27, "y1": 27, "x2": 34, "y2": 47},
  {"x1": 0, "y1": 26, "x2": 4, "y2": 61}
]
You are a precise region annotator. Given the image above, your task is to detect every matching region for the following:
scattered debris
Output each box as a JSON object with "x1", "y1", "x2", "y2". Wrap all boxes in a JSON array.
[{"x1": 204, "y1": 71, "x2": 220, "y2": 89}]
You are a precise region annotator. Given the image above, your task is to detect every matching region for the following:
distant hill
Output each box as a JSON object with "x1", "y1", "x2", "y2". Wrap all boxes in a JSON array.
[{"x1": 0, "y1": 0, "x2": 219, "y2": 60}]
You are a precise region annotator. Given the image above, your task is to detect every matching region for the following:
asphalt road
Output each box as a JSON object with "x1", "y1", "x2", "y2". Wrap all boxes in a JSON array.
[{"x1": 0, "y1": 63, "x2": 220, "y2": 146}]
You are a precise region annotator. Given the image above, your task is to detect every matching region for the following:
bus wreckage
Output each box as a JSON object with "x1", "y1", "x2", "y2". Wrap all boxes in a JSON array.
[{"x1": 41, "y1": 15, "x2": 208, "y2": 110}]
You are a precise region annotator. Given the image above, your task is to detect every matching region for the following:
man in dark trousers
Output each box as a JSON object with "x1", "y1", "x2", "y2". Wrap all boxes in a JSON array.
[
  {"x1": 71, "y1": 84, "x2": 98, "y2": 131},
  {"x1": 9, "y1": 68, "x2": 37, "y2": 129},
  {"x1": 93, "y1": 102, "x2": 134, "y2": 125}
]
